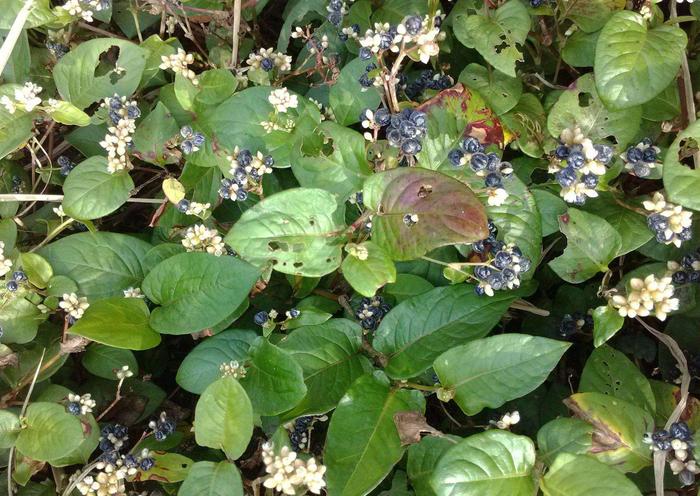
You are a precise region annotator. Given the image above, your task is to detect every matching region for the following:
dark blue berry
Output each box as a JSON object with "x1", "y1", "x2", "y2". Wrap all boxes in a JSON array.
[
  {"x1": 254, "y1": 311, "x2": 269, "y2": 326},
  {"x1": 237, "y1": 149, "x2": 253, "y2": 167},
  {"x1": 448, "y1": 149, "x2": 464, "y2": 167},
  {"x1": 66, "y1": 402, "x2": 81, "y2": 415},
  {"x1": 670, "y1": 421, "x2": 692, "y2": 441},
  {"x1": 554, "y1": 145, "x2": 569, "y2": 159},
  {"x1": 176, "y1": 199, "x2": 190, "y2": 213},
  {"x1": 672, "y1": 270, "x2": 689, "y2": 284},
  {"x1": 582, "y1": 174, "x2": 598, "y2": 188},
  {"x1": 12, "y1": 271, "x2": 26, "y2": 282},
  {"x1": 633, "y1": 162, "x2": 650, "y2": 177},
  {"x1": 470, "y1": 152, "x2": 488, "y2": 172},
  {"x1": 140, "y1": 457, "x2": 155, "y2": 471},
  {"x1": 327, "y1": 11, "x2": 342, "y2": 26},
  {"x1": 473, "y1": 265, "x2": 491, "y2": 280},
  {"x1": 6, "y1": 281, "x2": 18, "y2": 292},
  {"x1": 484, "y1": 173, "x2": 502, "y2": 188},
  {"x1": 401, "y1": 138, "x2": 421, "y2": 155},
  {"x1": 493, "y1": 250, "x2": 513, "y2": 269},
  {"x1": 374, "y1": 108, "x2": 391, "y2": 126},
  {"x1": 642, "y1": 148, "x2": 657, "y2": 163},
  {"x1": 288, "y1": 308, "x2": 300, "y2": 318},
  {"x1": 567, "y1": 151, "x2": 585, "y2": 169},
  {"x1": 556, "y1": 167, "x2": 576, "y2": 187},
  {"x1": 404, "y1": 15, "x2": 422, "y2": 35},
  {"x1": 626, "y1": 147, "x2": 643, "y2": 163}
]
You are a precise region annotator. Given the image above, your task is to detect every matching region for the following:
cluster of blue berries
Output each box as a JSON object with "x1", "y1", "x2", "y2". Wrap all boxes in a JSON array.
[
  {"x1": 326, "y1": 0, "x2": 350, "y2": 27},
  {"x1": 358, "y1": 62, "x2": 378, "y2": 88},
  {"x1": 405, "y1": 70, "x2": 452, "y2": 99},
  {"x1": 385, "y1": 109, "x2": 428, "y2": 156},
  {"x1": 149, "y1": 411, "x2": 176, "y2": 441},
  {"x1": 621, "y1": 138, "x2": 660, "y2": 178},
  {"x1": 125, "y1": 450, "x2": 155, "y2": 472},
  {"x1": 106, "y1": 95, "x2": 140, "y2": 125},
  {"x1": 558, "y1": 312, "x2": 593, "y2": 338},
  {"x1": 645, "y1": 421, "x2": 699, "y2": 486},
  {"x1": 670, "y1": 249, "x2": 700, "y2": 285},
  {"x1": 472, "y1": 221, "x2": 531, "y2": 296},
  {"x1": 5, "y1": 270, "x2": 26, "y2": 293},
  {"x1": 290, "y1": 416, "x2": 313, "y2": 451},
  {"x1": 355, "y1": 295, "x2": 391, "y2": 331},
  {"x1": 46, "y1": 41, "x2": 68, "y2": 59},
  {"x1": 179, "y1": 126, "x2": 205, "y2": 155},
  {"x1": 11, "y1": 175, "x2": 23, "y2": 194},
  {"x1": 99, "y1": 424, "x2": 129, "y2": 460},
  {"x1": 219, "y1": 148, "x2": 274, "y2": 202},
  {"x1": 57, "y1": 156, "x2": 75, "y2": 176}
]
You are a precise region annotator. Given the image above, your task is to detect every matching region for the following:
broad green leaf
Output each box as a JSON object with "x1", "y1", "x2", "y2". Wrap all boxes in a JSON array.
[
  {"x1": 325, "y1": 373, "x2": 425, "y2": 496},
  {"x1": 176, "y1": 329, "x2": 257, "y2": 394},
  {"x1": 579, "y1": 345, "x2": 655, "y2": 413},
  {"x1": 132, "y1": 102, "x2": 179, "y2": 165},
  {"x1": 373, "y1": 285, "x2": 524, "y2": 379},
  {"x1": 276, "y1": 0, "x2": 325, "y2": 51},
  {"x1": 592, "y1": 304, "x2": 625, "y2": 347},
  {"x1": 0, "y1": 410, "x2": 21, "y2": 448},
  {"x1": 15, "y1": 403, "x2": 85, "y2": 462},
  {"x1": 49, "y1": 414, "x2": 99, "y2": 467},
  {"x1": 239, "y1": 337, "x2": 306, "y2": 416},
  {"x1": 143, "y1": 252, "x2": 260, "y2": 334},
  {"x1": 225, "y1": 188, "x2": 346, "y2": 277},
  {"x1": 0, "y1": 217, "x2": 17, "y2": 250},
  {"x1": 178, "y1": 461, "x2": 243, "y2": 496},
  {"x1": 562, "y1": 0, "x2": 626, "y2": 32},
  {"x1": 548, "y1": 209, "x2": 622, "y2": 284},
  {"x1": 194, "y1": 376, "x2": 253, "y2": 459},
  {"x1": 40, "y1": 232, "x2": 151, "y2": 299},
  {"x1": 0, "y1": 0, "x2": 56, "y2": 29},
  {"x1": 416, "y1": 84, "x2": 506, "y2": 170},
  {"x1": 134, "y1": 452, "x2": 193, "y2": 483},
  {"x1": 434, "y1": 334, "x2": 570, "y2": 415},
  {"x1": 62, "y1": 156, "x2": 134, "y2": 220},
  {"x1": 293, "y1": 121, "x2": 372, "y2": 200},
  {"x1": 82, "y1": 343, "x2": 137, "y2": 380},
  {"x1": 533, "y1": 189, "x2": 567, "y2": 236},
  {"x1": 453, "y1": 0, "x2": 531, "y2": 77},
  {"x1": 342, "y1": 241, "x2": 396, "y2": 297},
  {"x1": 278, "y1": 319, "x2": 371, "y2": 417},
  {"x1": 582, "y1": 192, "x2": 652, "y2": 256},
  {"x1": 19, "y1": 253, "x2": 53, "y2": 289},
  {"x1": 69, "y1": 297, "x2": 160, "y2": 350},
  {"x1": 541, "y1": 453, "x2": 642, "y2": 496},
  {"x1": 663, "y1": 119, "x2": 700, "y2": 211},
  {"x1": 547, "y1": 73, "x2": 641, "y2": 147},
  {"x1": 0, "y1": 84, "x2": 36, "y2": 160},
  {"x1": 594, "y1": 11, "x2": 686, "y2": 109},
  {"x1": 194, "y1": 69, "x2": 238, "y2": 107},
  {"x1": 500, "y1": 93, "x2": 547, "y2": 157},
  {"x1": 329, "y1": 57, "x2": 381, "y2": 125},
  {"x1": 53, "y1": 38, "x2": 149, "y2": 109},
  {"x1": 564, "y1": 392, "x2": 653, "y2": 472},
  {"x1": 537, "y1": 418, "x2": 593, "y2": 466},
  {"x1": 642, "y1": 81, "x2": 680, "y2": 121},
  {"x1": 0, "y1": 296, "x2": 46, "y2": 344},
  {"x1": 363, "y1": 168, "x2": 488, "y2": 261},
  {"x1": 407, "y1": 436, "x2": 457, "y2": 496},
  {"x1": 431, "y1": 430, "x2": 536, "y2": 496},
  {"x1": 372, "y1": 0, "x2": 428, "y2": 23},
  {"x1": 561, "y1": 29, "x2": 599, "y2": 67},
  {"x1": 649, "y1": 380, "x2": 700, "y2": 432},
  {"x1": 385, "y1": 274, "x2": 434, "y2": 303},
  {"x1": 46, "y1": 101, "x2": 91, "y2": 126},
  {"x1": 458, "y1": 63, "x2": 523, "y2": 115}
]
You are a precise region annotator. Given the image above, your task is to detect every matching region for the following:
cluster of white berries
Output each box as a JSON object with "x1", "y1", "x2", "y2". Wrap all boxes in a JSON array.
[
  {"x1": 75, "y1": 460, "x2": 134, "y2": 496},
  {"x1": 181, "y1": 224, "x2": 225, "y2": 256},
  {"x1": 1, "y1": 82, "x2": 43, "y2": 114},
  {"x1": 246, "y1": 48, "x2": 292, "y2": 72},
  {"x1": 490, "y1": 411, "x2": 520, "y2": 430},
  {"x1": 68, "y1": 393, "x2": 96, "y2": 415},
  {"x1": 268, "y1": 88, "x2": 299, "y2": 114},
  {"x1": 99, "y1": 96, "x2": 140, "y2": 174},
  {"x1": 219, "y1": 360, "x2": 246, "y2": 379},
  {"x1": 59, "y1": 293, "x2": 90, "y2": 320},
  {"x1": 115, "y1": 365, "x2": 134, "y2": 380},
  {"x1": 123, "y1": 287, "x2": 144, "y2": 298},
  {"x1": 58, "y1": 0, "x2": 106, "y2": 23},
  {"x1": 159, "y1": 49, "x2": 199, "y2": 85},
  {"x1": 610, "y1": 274, "x2": 679, "y2": 321},
  {"x1": 261, "y1": 443, "x2": 326, "y2": 495},
  {"x1": 0, "y1": 241, "x2": 12, "y2": 277},
  {"x1": 643, "y1": 192, "x2": 693, "y2": 248},
  {"x1": 183, "y1": 201, "x2": 210, "y2": 217}
]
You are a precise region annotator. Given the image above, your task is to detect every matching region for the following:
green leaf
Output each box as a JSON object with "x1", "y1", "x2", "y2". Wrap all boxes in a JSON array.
[
  {"x1": 18, "y1": 253, "x2": 53, "y2": 289},
  {"x1": 194, "y1": 376, "x2": 254, "y2": 459},
  {"x1": 342, "y1": 241, "x2": 396, "y2": 297},
  {"x1": 579, "y1": 345, "x2": 655, "y2": 414},
  {"x1": 82, "y1": 343, "x2": 137, "y2": 380},
  {"x1": 533, "y1": 189, "x2": 567, "y2": 236},
  {"x1": 547, "y1": 73, "x2": 642, "y2": 147},
  {"x1": 537, "y1": 418, "x2": 593, "y2": 466},
  {"x1": 46, "y1": 100, "x2": 91, "y2": 126},
  {"x1": 53, "y1": 38, "x2": 149, "y2": 109},
  {"x1": 372, "y1": 0, "x2": 428, "y2": 23},
  {"x1": 225, "y1": 188, "x2": 346, "y2": 277},
  {"x1": 239, "y1": 337, "x2": 307, "y2": 416},
  {"x1": 458, "y1": 63, "x2": 523, "y2": 115},
  {"x1": 0, "y1": 296, "x2": 46, "y2": 344},
  {"x1": 385, "y1": 274, "x2": 434, "y2": 303},
  {"x1": 592, "y1": 304, "x2": 625, "y2": 347},
  {"x1": 0, "y1": 410, "x2": 21, "y2": 449},
  {"x1": 278, "y1": 319, "x2": 371, "y2": 416},
  {"x1": 594, "y1": 11, "x2": 687, "y2": 109},
  {"x1": 178, "y1": 461, "x2": 244, "y2": 496},
  {"x1": 663, "y1": 119, "x2": 700, "y2": 211},
  {"x1": 642, "y1": 81, "x2": 680, "y2": 121},
  {"x1": 548, "y1": 209, "x2": 622, "y2": 284},
  {"x1": 373, "y1": 285, "x2": 524, "y2": 379},
  {"x1": 0, "y1": 217, "x2": 17, "y2": 250},
  {"x1": 561, "y1": 29, "x2": 600, "y2": 67},
  {"x1": 363, "y1": 168, "x2": 488, "y2": 261},
  {"x1": 434, "y1": 334, "x2": 570, "y2": 415},
  {"x1": 582, "y1": 192, "x2": 652, "y2": 256},
  {"x1": 329, "y1": 57, "x2": 381, "y2": 125},
  {"x1": 453, "y1": 0, "x2": 531, "y2": 77},
  {"x1": 407, "y1": 436, "x2": 457, "y2": 496},
  {"x1": 69, "y1": 297, "x2": 160, "y2": 350},
  {"x1": 176, "y1": 329, "x2": 257, "y2": 394},
  {"x1": 541, "y1": 453, "x2": 642, "y2": 496},
  {"x1": 325, "y1": 373, "x2": 425, "y2": 496},
  {"x1": 0, "y1": 0, "x2": 56, "y2": 30},
  {"x1": 500, "y1": 93, "x2": 547, "y2": 157},
  {"x1": 143, "y1": 252, "x2": 260, "y2": 334},
  {"x1": 431, "y1": 430, "x2": 536, "y2": 496},
  {"x1": 39, "y1": 232, "x2": 151, "y2": 299},
  {"x1": 564, "y1": 392, "x2": 653, "y2": 472},
  {"x1": 132, "y1": 102, "x2": 179, "y2": 165},
  {"x1": 0, "y1": 84, "x2": 36, "y2": 160},
  {"x1": 416, "y1": 84, "x2": 506, "y2": 170},
  {"x1": 49, "y1": 414, "x2": 99, "y2": 467},
  {"x1": 562, "y1": 0, "x2": 626, "y2": 32},
  {"x1": 15, "y1": 403, "x2": 85, "y2": 462},
  {"x1": 194, "y1": 69, "x2": 238, "y2": 107},
  {"x1": 62, "y1": 156, "x2": 134, "y2": 220},
  {"x1": 293, "y1": 121, "x2": 372, "y2": 200}
]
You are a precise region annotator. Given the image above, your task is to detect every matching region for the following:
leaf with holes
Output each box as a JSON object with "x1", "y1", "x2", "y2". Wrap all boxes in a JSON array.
[
  {"x1": 363, "y1": 168, "x2": 488, "y2": 261},
  {"x1": 416, "y1": 84, "x2": 506, "y2": 170},
  {"x1": 225, "y1": 188, "x2": 346, "y2": 277}
]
